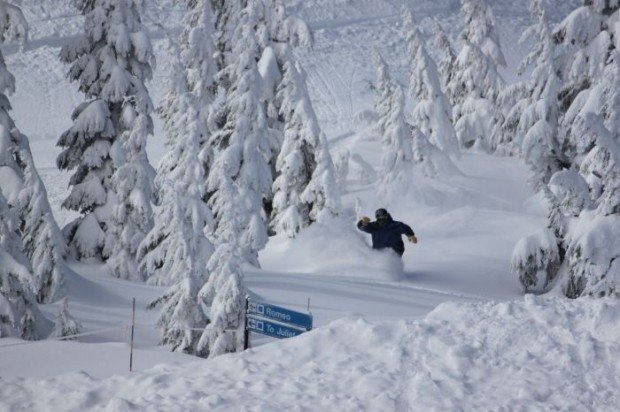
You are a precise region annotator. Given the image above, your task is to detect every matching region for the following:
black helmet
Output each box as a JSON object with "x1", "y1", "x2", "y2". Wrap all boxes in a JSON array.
[{"x1": 375, "y1": 208, "x2": 389, "y2": 220}]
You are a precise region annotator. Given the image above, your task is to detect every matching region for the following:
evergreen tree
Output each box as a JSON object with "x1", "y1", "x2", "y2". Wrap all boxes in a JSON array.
[
  {"x1": 431, "y1": 20, "x2": 456, "y2": 91},
  {"x1": 459, "y1": 0, "x2": 506, "y2": 68},
  {"x1": 0, "y1": 1, "x2": 67, "y2": 303},
  {"x1": 254, "y1": 0, "x2": 314, "y2": 223},
  {"x1": 206, "y1": 2, "x2": 272, "y2": 266},
  {"x1": 404, "y1": 9, "x2": 460, "y2": 159},
  {"x1": 374, "y1": 49, "x2": 393, "y2": 137},
  {"x1": 147, "y1": 258, "x2": 208, "y2": 354},
  {"x1": 183, "y1": 0, "x2": 217, "y2": 109},
  {"x1": 197, "y1": 241, "x2": 246, "y2": 357},
  {"x1": 139, "y1": 6, "x2": 215, "y2": 286},
  {"x1": 50, "y1": 298, "x2": 81, "y2": 340},
  {"x1": 179, "y1": 0, "x2": 219, "y2": 180},
  {"x1": 140, "y1": 15, "x2": 216, "y2": 351},
  {"x1": 374, "y1": 51, "x2": 413, "y2": 199},
  {"x1": 513, "y1": 1, "x2": 620, "y2": 298},
  {"x1": 270, "y1": 61, "x2": 317, "y2": 237},
  {"x1": 552, "y1": 1, "x2": 620, "y2": 298},
  {"x1": 497, "y1": 0, "x2": 563, "y2": 186},
  {"x1": 139, "y1": 82, "x2": 214, "y2": 286},
  {"x1": 448, "y1": 0, "x2": 505, "y2": 150},
  {"x1": 301, "y1": 132, "x2": 342, "y2": 222},
  {"x1": 0, "y1": 191, "x2": 49, "y2": 340},
  {"x1": 489, "y1": 82, "x2": 527, "y2": 155},
  {"x1": 18, "y1": 144, "x2": 68, "y2": 303},
  {"x1": 208, "y1": 0, "x2": 317, "y2": 235},
  {"x1": 212, "y1": 0, "x2": 247, "y2": 75},
  {"x1": 58, "y1": 0, "x2": 156, "y2": 273},
  {"x1": 511, "y1": 228, "x2": 560, "y2": 294},
  {"x1": 411, "y1": 127, "x2": 461, "y2": 178},
  {"x1": 271, "y1": 60, "x2": 340, "y2": 236}
]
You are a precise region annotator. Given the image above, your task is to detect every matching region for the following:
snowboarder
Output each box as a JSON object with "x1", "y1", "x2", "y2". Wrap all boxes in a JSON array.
[{"x1": 357, "y1": 208, "x2": 417, "y2": 257}]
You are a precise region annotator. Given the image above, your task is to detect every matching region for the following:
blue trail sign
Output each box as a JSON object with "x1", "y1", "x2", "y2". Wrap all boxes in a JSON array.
[
  {"x1": 248, "y1": 301, "x2": 313, "y2": 331},
  {"x1": 247, "y1": 316, "x2": 305, "y2": 340}
]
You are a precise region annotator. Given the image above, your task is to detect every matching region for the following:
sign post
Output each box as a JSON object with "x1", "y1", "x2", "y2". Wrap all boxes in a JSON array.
[
  {"x1": 244, "y1": 299, "x2": 313, "y2": 347},
  {"x1": 243, "y1": 297, "x2": 249, "y2": 350},
  {"x1": 129, "y1": 297, "x2": 135, "y2": 372}
]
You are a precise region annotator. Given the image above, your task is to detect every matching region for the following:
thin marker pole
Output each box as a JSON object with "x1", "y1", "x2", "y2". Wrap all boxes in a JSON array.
[
  {"x1": 307, "y1": 297, "x2": 313, "y2": 331},
  {"x1": 243, "y1": 297, "x2": 249, "y2": 350},
  {"x1": 129, "y1": 297, "x2": 136, "y2": 372}
]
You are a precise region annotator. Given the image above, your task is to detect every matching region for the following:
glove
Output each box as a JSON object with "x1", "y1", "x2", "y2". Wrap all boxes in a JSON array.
[
  {"x1": 408, "y1": 235, "x2": 418, "y2": 244},
  {"x1": 361, "y1": 216, "x2": 371, "y2": 226}
]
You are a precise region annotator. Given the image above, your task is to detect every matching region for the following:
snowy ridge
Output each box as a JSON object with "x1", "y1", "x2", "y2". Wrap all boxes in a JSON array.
[{"x1": 1, "y1": 296, "x2": 618, "y2": 411}]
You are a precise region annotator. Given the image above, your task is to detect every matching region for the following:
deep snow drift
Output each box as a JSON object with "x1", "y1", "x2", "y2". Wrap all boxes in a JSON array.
[{"x1": 2, "y1": 297, "x2": 618, "y2": 411}]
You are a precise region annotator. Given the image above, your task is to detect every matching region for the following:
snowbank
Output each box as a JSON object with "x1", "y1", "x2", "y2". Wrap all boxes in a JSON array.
[{"x1": 1, "y1": 296, "x2": 618, "y2": 411}]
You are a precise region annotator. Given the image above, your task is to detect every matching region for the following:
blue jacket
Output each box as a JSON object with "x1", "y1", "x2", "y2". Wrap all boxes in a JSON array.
[{"x1": 357, "y1": 214, "x2": 414, "y2": 256}]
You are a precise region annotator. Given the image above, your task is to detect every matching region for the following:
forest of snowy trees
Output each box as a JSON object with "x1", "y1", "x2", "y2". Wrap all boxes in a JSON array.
[{"x1": 0, "y1": 0, "x2": 618, "y2": 359}]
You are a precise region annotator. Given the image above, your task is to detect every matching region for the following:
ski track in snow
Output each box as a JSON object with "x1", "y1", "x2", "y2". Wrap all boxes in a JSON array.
[{"x1": 1, "y1": 1, "x2": 613, "y2": 410}]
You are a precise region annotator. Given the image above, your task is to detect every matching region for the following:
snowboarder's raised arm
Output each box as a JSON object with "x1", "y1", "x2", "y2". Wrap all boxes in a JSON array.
[{"x1": 357, "y1": 217, "x2": 377, "y2": 233}]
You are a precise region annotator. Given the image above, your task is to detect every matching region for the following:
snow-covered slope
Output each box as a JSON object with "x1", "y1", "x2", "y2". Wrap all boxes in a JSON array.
[
  {"x1": 2, "y1": 297, "x2": 619, "y2": 411},
  {"x1": 1, "y1": 0, "x2": 615, "y2": 410}
]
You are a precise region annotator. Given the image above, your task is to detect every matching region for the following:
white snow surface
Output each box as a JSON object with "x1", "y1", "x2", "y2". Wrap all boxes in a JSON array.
[
  {"x1": 1, "y1": 0, "x2": 616, "y2": 410},
  {"x1": 2, "y1": 297, "x2": 619, "y2": 411}
]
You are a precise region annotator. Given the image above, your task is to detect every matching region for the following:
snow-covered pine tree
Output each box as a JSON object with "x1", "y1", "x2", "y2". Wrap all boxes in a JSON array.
[
  {"x1": 0, "y1": 2, "x2": 67, "y2": 304},
  {"x1": 255, "y1": 0, "x2": 314, "y2": 224},
  {"x1": 205, "y1": 0, "x2": 248, "y2": 166},
  {"x1": 548, "y1": 169, "x2": 592, "y2": 217},
  {"x1": 271, "y1": 55, "x2": 341, "y2": 236},
  {"x1": 212, "y1": 0, "x2": 247, "y2": 75},
  {"x1": 374, "y1": 51, "x2": 413, "y2": 199},
  {"x1": 555, "y1": 1, "x2": 618, "y2": 166},
  {"x1": 489, "y1": 83, "x2": 527, "y2": 156},
  {"x1": 141, "y1": 110, "x2": 213, "y2": 351},
  {"x1": 411, "y1": 126, "x2": 461, "y2": 178},
  {"x1": 562, "y1": 114, "x2": 620, "y2": 298},
  {"x1": 139, "y1": 17, "x2": 217, "y2": 351},
  {"x1": 431, "y1": 20, "x2": 456, "y2": 91},
  {"x1": 147, "y1": 250, "x2": 209, "y2": 354},
  {"x1": 207, "y1": 2, "x2": 272, "y2": 266},
  {"x1": 177, "y1": 0, "x2": 219, "y2": 182},
  {"x1": 334, "y1": 149, "x2": 350, "y2": 193},
  {"x1": 494, "y1": 0, "x2": 563, "y2": 182},
  {"x1": 207, "y1": 0, "x2": 316, "y2": 233},
  {"x1": 104, "y1": 2, "x2": 156, "y2": 280},
  {"x1": 0, "y1": 191, "x2": 49, "y2": 340},
  {"x1": 374, "y1": 49, "x2": 393, "y2": 138},
  {"x1": 197, "y1": 240, "x2": 246, "y2": 358},
  {"x1": 448, "y1": 0, "x2": 505, "y2": 150},
  {"x1": 58, "y1": 0, "x2": 156, "y2": 272},
  {"x1": 183, "y1": 0, "x2": 217, "y2": 110},
  {"x1": 259, "y1": 0, "x2": 312, "y2": 48},
  {"x1": 301, "y1": 132, "x2": 342, "y2": 222},
  {"x1": 270, "y1": 61, "x2": 318, "y2": 237},
  {"x1": 514, "y1": 1, "x2": 620, "y2": 298},
  {"x1": 459, "y1": 0, "x2": 506, "y2": 68},
  {"x1": 254, "y1": 0, "x2": 313, "y2": 112},
  {"x1": 139, "y1": 72, "x2": 214, "y2": 286},
  {"x1": 511, "y1": 228, "x2": 560, "y2": 294},
  {"x1": 552, "y1": 1, "x2": 620, "y2": 298},
  {"x1": 404, "y1": 9, "x2": 460, "y2": 159},
  {"x1": 139, "y1": 1, "x2": 216, "y2": 286},
  {"x1": 18, "y1": 142, "x2": 68, "y2": 303},
  {"x1": 50, "y1": 297, "x2": 81, "y2": 340}
]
